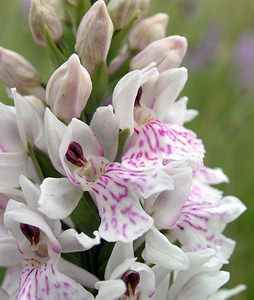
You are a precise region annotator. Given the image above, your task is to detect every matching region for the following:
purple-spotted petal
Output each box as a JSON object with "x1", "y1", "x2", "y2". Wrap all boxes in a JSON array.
[
  {"x1": 122, "y1": 121, "x2": 204, "y2": 171},
  {"x1": 17, "y1": 259, "x2": 94, "y2": 300},
  {"x1": 171, "y1": 195, "x2": 246, "y2": 261},
  {"x1": 93, "y1": 163, "x2": 172, "y2": 242}
]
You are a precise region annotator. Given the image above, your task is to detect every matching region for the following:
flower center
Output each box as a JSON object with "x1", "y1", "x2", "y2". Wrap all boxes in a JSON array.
[
  {"x1": 20, "y1": 223, "x2": 40, "y2": 246},
  {"x1": 121, "y1": 270, "x2": 140, "y2": 299}
]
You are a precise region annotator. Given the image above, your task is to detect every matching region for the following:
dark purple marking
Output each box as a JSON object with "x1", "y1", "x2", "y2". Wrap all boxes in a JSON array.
[
  {"x1": 134, "y1": 87, "x2": 143, "y2": 107},
  {"x1": 20, "y1": 223, "x2": 40, "y2": 246},
  {"x1": 65, "y1": 141, "x2": 86, "y2": 167},
  {"x1": 121, "y1": 270, "x2": 140, "y2": 297}
]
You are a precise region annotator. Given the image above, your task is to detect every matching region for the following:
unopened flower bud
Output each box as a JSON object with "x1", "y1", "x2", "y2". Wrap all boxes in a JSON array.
[
  {"x1": 0, "y1": 47, "x2": 45, "y2": 100},
  {"x1": 130, "y1": 35, "x2": 187, "y2": 72},
  {"x1": 129, "y1": 13, "x2": 169, "y2": 51},
  {"x1": 25, "y1": 95, "x2": 46, "y2": 117},
  {"x1": 75, "y1": 0, "x2": 113, "y2": 71},
  {"x1": 107, "y1": 0, "x2": 150, "y2": 30},
  {"x1": 46, "y1": 54, "x2": 92, "y2": 123},
  {"x1": 29, "y1": 0, "x2": 63, "y2": 45}
]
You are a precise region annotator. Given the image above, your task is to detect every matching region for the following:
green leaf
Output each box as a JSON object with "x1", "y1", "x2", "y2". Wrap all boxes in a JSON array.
[
  {"x1": 70, "y1": 192, "x2": 100, "y2": 236},
  {"x1": 115, "y1": 128, "x2": 130, "y2": 162},
  {"x1": 84, "y1": 61, "x2": 108, "y2": 120},
  {"x1": 44, "y1": 26, "x2": 67, "y2": 67},
  {"x1": 107, "y1": 13, "x2": 139, "y2": 63},
  {"x1": 34, "y1": 147, "x2": 62, "y2": 178}
]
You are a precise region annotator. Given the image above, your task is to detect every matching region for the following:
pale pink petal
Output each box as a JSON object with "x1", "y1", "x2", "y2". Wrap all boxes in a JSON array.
[
  {"x1": 171, "y1": 195, "x2": 245, "y2": 261},
  {"x1": 93, "y1": 163, "x2": 172, "y2": 242},
  {"x1": 38, "y1": 177, "x2": 83, "y2": 219},
  {"x1": 122, "y1": 121, "x2": 205, "y2": 171},
  {"x1": 17, "y1": 259, "x2": 94, "y2": 300},
  {"x1": 90, "y1": 105, "x2": 119, "y2": 161},
  {"x1": 44, "y1": 108, "x2": 66, "y2": 175},
  {"x1": 59, "y1": 229, "x2": 100, "y2": 252},
  {"x1": 195, "y1": 167, "x2": 229, "y2": 185}
]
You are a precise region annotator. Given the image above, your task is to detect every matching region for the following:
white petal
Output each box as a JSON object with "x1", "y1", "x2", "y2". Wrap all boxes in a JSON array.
[
  {"x1": 90, "y1": 105, "x2": 119, "y2": 161},
  {"x1": 19, "y1": 175, "x2": 40, "y2": 210},
  {"x1": 58, "y1": 258, "x2": 99, "y2": 289},
  {"x1": 105, "y1": 242, "x2": 134, "y2": 280},
  {"x1": 143, "y1": 226, "x2": 189, "y2": 270},
  {"x1": 208, "y1": 284, "x2": 246, "y2": 300},
  {"x1": 112, "y1": 70, "x2": 142, "y2": 135},
  {"x1": 95, "y1": 280, "x2": 126, "y2": 300},
  {"x1": 0, "y1": 236, "x2": 21, "y2": 266},
  {"x1": 174, "y1": 271, "x2": 229, "y2": 300},
  {"x1": 153, "y1": 68, "x2": 188, "y2": 120},
  {"x1": 0, "y1": 152, "x2": 28, "y2": 188},
  {"x1": 1, "y1": 265, "x2": 22, "y2": 296},
  {"x1": 152, "y1": 168, "x2": 192, "y2": 229},
  {"x1": 4, "y1": 200, "x2": 61, "y2": 254},
  {"x1": 38, "y1": 177, "x2": 83, "y2": 219},
  {"x1": 12, "y1": 89, "x2": 45, "y2": 151},
  {"x1": 44, "y1": 108, "x2": 66, "y2": 175},
  {"x1": 0, "y1": 289, "x2": 8, "y2": 300},
  {"x1": 59, "y1": 229, "x2": 100, "y2": 252},
  {"x1": 0, "y1": 103, "x2": 23, "y2": 152}
]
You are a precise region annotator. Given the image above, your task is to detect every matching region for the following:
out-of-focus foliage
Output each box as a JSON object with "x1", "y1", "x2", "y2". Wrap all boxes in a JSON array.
[{"x1": 0, "y1": 1, "x2": 253, "y2": 299}]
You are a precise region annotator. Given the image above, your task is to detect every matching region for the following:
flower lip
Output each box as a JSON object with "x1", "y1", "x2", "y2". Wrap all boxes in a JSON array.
[
  {"x1": 65, "y1": 141, "x2": 87, "y2": 167},
  {"x1": 121, "y1": 270, "x2": 140, "y2": 297},
  {"x1": 20, "y1": 223, "x2": 40, "y2": 246}
]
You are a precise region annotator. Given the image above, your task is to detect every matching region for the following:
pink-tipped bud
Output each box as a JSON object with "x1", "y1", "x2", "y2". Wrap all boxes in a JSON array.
[
  {"x1": 29, "y1": 0, "x2": 63, "y2": 45},
  {"x1": 129, "y1": 13, "x2": 169, "y2": 51},
  {"x1": 0, "y1": 47, "x2": 45, "y2": 100},
  {"x1": 130, "y1": 36, "x2": 188, "y2": 73},
  {"x1": 75, "y1": 0, "x2": 113, "y2": 72},
  {"x1": 107, "y1": 0, "x2": 150, "y2": 30},
  {"x1": 46, "y1": 54, "x2": 92, "y2": 123}
]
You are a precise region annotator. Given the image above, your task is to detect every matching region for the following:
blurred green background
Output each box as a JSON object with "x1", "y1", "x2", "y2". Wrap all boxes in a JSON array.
[{"x1": 0, "y1": 1, "x2": 253, "y2": 299}]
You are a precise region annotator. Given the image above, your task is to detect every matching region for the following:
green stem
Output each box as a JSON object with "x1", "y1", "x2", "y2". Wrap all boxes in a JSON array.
[{"x1": 27, "y1": 143, "x2": 44, "y2": 182}]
